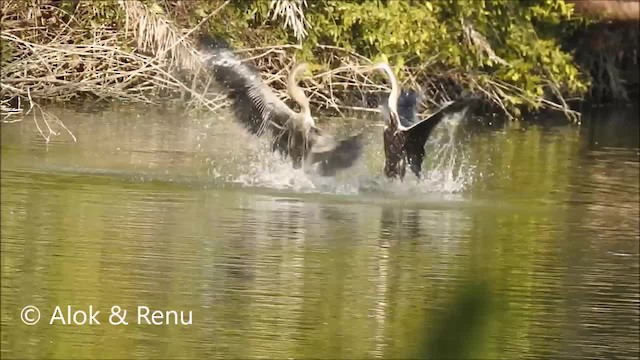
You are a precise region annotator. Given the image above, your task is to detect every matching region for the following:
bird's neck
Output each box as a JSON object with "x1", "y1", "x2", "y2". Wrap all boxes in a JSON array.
[
  {"x1": 301, "y1": 105, "x2": 312, "y2": 124},
  {"x1": 388, "y1": 86, "x2": 398, "y2": 116},
  {"x1": 387, "y1": 112, "x2": 400, "y2": 131},
  {"x1": 301, "y1": 114, "x2": 313, "y2": 135},
  {"x1": 382, "y1": 66, "x2": 400, "y2": 128},
  {"x1": 288, "y1": 71, "x2": 314, "y2": 127}
]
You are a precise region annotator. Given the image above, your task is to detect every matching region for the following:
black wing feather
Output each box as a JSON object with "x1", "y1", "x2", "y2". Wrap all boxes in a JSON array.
[
  {"x1": 403, "y1": 96, "x2": 478, "y2": 178},
  {"x1": 198, "y1": 34, "x2": 290, "y2": 139},
  {"x1": 198, "y1": 34, "x2": 364, "y2": 176}
]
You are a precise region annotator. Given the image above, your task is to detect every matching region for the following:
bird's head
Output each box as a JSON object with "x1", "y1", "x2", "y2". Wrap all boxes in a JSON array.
[
  {"x1": 358, "y1": 62, "x2": 393, "y2": 75},
  {"x1": 291, "y1": 63, "x2": 313, "y2": 80}
]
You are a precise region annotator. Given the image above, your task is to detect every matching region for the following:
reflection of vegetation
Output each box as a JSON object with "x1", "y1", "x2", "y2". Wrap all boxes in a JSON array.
[
  {"x1": 2, "y1": 116, "x2": 638, "y2": 358},
  {"x1": 420, "y1": 280, "x2": 493, "y2": 359},
  {"x1": 467, "y1": 122, "x2": 582, "y2": 199}
]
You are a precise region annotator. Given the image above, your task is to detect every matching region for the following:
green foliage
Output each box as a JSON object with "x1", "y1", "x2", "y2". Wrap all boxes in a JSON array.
[
  {"x1": 221, "y1": 0, "x2": 591, "y2": 115},
  {"x1": 307, "y1": 1, "x2": 448, "y2": 68},
  {"x1": 308, "y1": 0, "x2": 588, "y2": 112},
  {"x1": 420, "y1": 280, "x2": 494, "y2": 359},
  {"x1": 3, "y1": 0, "x2": 593, "y2": 116}
]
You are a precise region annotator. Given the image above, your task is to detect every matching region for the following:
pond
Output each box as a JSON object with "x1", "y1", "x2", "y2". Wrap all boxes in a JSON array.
[{"x1": 1, "y1": 105, "x2": 638, "y2": 359}]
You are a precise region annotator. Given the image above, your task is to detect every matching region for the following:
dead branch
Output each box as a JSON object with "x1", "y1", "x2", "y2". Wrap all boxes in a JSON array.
[{"x1": 1, "y1": 0, "x2": 583, "y2": 143}]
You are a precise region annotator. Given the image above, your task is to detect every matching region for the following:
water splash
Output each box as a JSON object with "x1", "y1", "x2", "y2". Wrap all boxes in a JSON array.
[
  {"x1": 204, "y1": 136, "x2": 336, "y2": 192},
  {"x1": 235, "y1": 155, "x2": 317, "y2": 192},
  {"x1": 422, "y1": 112, "x2": 476, "y2": 193},
  {"x1": 232, "y1": 150, "x2": 367, "y2": 196},
  {"x1": 204, "y1": 116, "x2": 475, "y2": 197}
]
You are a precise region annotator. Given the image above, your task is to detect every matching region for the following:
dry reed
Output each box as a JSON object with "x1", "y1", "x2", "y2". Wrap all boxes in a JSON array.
[
  {"x1": 0, "y1": 0, "x2": 232, "y2": 141},
  {"x1": 1, "y1": 0, "x2": 581, "y2": 143}
]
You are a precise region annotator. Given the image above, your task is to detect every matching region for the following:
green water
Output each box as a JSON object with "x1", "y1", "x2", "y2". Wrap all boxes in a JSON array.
[{"x1": 1, "y1": 106, "x2": 638, "y2": 359}]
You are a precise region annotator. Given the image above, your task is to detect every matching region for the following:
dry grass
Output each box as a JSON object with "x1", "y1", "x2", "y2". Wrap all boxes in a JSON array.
[
  {"x1": 268, "y1": 0, "x2": 310, "y2": 43},
  {"x1": 1, "y1": 0, "x2": 582, "y2": 144},
  {"x1": 0, "y1": 0, "x2": 229, "y2": 142},
  {"x1": 239, "y1": 43, "x2": 580, "y2": 121}
]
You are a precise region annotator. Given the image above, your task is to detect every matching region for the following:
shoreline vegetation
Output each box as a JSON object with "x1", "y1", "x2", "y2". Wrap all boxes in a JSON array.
[{"x1": 1, "y1": 0, "x2": 638, "y2": 142}]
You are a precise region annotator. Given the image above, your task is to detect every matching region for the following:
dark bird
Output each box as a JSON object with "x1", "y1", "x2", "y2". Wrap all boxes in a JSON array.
[
  {"x1": 363, "y1": 62, "x2": 478, "y2": 180},
  {"x1": 198, "y1": 35, "x2": 363, "y2": 177}
]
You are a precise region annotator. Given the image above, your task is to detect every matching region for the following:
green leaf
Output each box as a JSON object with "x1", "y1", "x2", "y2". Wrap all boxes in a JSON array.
[
  {"x1": 195, "y1": 7, "x2": 207, "y2": 18},
  {"x1": 425, "y1": 2, "x2": 433, "y2": 12},
  {"x1": 149, "y1": 3, "x2": 164, "y2": 15}
]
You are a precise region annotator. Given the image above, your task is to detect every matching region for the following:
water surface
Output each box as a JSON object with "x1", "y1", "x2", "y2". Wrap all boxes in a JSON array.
[{"x1": 1, "y1": 106, "x2": 638, "y2": 359}]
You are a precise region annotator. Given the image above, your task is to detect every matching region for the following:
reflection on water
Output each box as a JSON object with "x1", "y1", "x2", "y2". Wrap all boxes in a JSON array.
[{"x1": 1, "y1": 106, "x2": 638, "y2": 359}]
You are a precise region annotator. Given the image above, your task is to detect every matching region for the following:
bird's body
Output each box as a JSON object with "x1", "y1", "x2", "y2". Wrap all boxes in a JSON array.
[
  {"x1": 198, "y1": 35, "x2": 362, "y2": 176},
  {"x1": 382, "y1": 121, "x2": 407, "y2": 179},
  {"x1": 367, "y1": 63, "x2": 477, "y2": 180}
]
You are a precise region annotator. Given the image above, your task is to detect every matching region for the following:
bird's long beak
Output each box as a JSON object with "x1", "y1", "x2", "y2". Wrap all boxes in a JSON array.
[
  {"x1": 356, "y1": 64, "x2": 370, "y2": 74},
  {"x1": 302, "y1": 63, "x2": 312, "y2": 78},
  {"x1": 291, "y1": 62, "x2": 311, "y2": 77},
  {"x1": 357, "y1": 64, "x2": 374, "y2": 74}
]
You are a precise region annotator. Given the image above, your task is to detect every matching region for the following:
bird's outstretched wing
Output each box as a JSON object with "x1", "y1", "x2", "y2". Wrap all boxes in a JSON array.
[
  {"x1": 198, "y1": 34, "x2": 294, "y2": 141},
  {"x1": 198, "y1": 34, "x2": 364, "y2": 175},
  {"x1": 403, "y1": 96, "x2": 478, "y2": 178}
]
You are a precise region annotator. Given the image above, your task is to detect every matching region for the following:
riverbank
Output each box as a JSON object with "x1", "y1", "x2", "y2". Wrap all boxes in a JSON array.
[{"x1": 1, "y1": 0, "x2": 637, "y2": 138}]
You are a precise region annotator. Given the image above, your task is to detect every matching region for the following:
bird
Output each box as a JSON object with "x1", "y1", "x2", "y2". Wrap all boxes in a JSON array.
[
  {"x1": 362, "y1": 62, "x2": 478, "y2": 180},
  {"x1": 197, "y1": 34, "x2": 363, "y2": 177}
]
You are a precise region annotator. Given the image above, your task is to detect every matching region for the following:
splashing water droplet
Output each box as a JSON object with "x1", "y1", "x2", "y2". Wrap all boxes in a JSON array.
[
  {"x1": 421, "y1": 112, "x2": 475, "y2": 194},
  {"x1": 202, "y1": 116, "x2": 476, "y2": 197}
]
